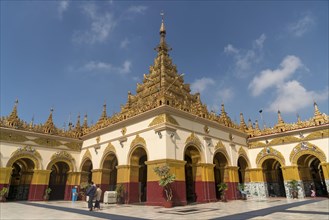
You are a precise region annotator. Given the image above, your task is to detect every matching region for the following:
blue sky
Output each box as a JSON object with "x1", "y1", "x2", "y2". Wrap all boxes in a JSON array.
[{"x1": 1, "y1": 1, "x2": 328, "y2": 130}]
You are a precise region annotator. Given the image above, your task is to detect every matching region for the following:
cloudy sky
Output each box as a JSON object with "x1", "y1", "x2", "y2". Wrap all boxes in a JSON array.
[{"x1": 1, "y1": 1, "x2": 328, "y2": 130}]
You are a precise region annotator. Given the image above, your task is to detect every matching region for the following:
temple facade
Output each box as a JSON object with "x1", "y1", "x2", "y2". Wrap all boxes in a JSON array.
[{"x1": 1, "y1": 17, "x2": 328, "y2": 206}]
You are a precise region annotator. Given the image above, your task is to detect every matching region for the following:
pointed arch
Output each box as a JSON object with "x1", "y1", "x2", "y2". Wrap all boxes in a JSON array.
[
  {"x1": 290, "y1": 142, "x2": 326, "y2": 165},
  {"x1": 213, "y1": 147, "x2": 231, "y2": 166},
  {"x1": 256, "y1": 147, "x2": 285, "y2": 168},
  {"x1": 100, "y1": 142, "x2": 118, "y2": 168},
  {"x1": 6, "y1": 146, "x2": 42, "y2": 169},
  {"x1": 185, "y1": 132, "x2": 202, "y2": 149},
  {"x1": 238, "y1": 146, "x2": 251, "y2": 168},
  {"x1": 47, "y1": 151, "x2": 75, "y2": 171},
  {"x1": 130, "y1": 134, "x2": 146, "y2": 149},
  {"x1": 80, "y1": 149, "x2": 92, "y2": 171},
  {"x1": 128, "y1": 135, "x2": 148, "y2": 165}
]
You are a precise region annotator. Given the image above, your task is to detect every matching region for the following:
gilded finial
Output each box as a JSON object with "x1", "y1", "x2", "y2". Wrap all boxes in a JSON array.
[
  {"x1": 277, "y1": 110, "x2": 284, "y2": 124},
  {"x1": 160, "y1": 11, "x2": 165, "y2": 33},
  {"x1": 314, "y1": 101, "x2": 321, "y2": 116}
]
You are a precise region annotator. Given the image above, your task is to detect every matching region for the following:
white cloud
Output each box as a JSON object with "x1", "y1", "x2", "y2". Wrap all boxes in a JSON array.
[
  {"x1": 224, "y1": 44, "x2": 239, "y2": 54},
  {"x1": 191, "y1": 77, "x2": 215, "y2": 93},
  {"x1": 127, "y1": 6, "x2": 148, "y2": 14},
  {"x1": 208, "y1": 87, "x2": 235, "y2": 113},
  {"x1": 224, "y1": 34, "x2": 266, "y2": 78},
  {"x1": 267, "y1": 80, "x2": 328, "y2": 113},
  {"x1": 254, "y1": 33, "x2": 266, "y2": 49},
  {"x1": 248, "y1": 55, "x2": 302, "y2": 96},
  {"x1": 58, "y1": 0, "x2": 69, "y2": 19},
  {"x1": 73, "y1": 4, "x2": 116, "y2": 44},
  {"x1": 78, "y1": 60, "x2": 131, "y2": 75},
  {"x1": 288, "y1": 14, "x2": 315, "y2": 37},
  {"x1": 120, "y1": 38, "x2": 130, "y2": 49}
]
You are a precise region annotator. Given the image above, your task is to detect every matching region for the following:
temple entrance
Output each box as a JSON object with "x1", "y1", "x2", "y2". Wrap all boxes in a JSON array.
[
  {"x1": 262, "y1": 159, "x2": 286, "y2": 197},
  {"x1": 238, "y1": 156, "x2": 248, "y2": 184},
  {"x1": 48, "y1": 162, "x2": 69, "y2": 200},
  {"x1": 213, "y1": 152, "x2": 228, "y2": 200},
  {"x1": 81, "y1": 159, "x2": 93, "y2": 184},
  {"x1": 297, "y1": 154, "x2": 328, "y2": 197},
  {"x1": 102, "y1": 154, "x2": 118, "y2": 191},
  {"x1": 184, "y1": 146, "x2": 201, "y2": 203},
  {"x1": 130, "y1": 147, "x2": 147, "y2": 203},
  {"x1": 8, "y1": 158, "x2": 35, "y2": 201}
]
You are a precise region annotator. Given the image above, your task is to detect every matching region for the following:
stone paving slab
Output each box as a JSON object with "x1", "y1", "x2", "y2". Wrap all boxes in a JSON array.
[{"x1": 0, "y1": 198, "x2": 328, "y2": 220}]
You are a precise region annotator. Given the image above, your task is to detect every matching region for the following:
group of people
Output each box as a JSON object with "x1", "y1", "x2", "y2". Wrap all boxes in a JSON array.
[{"x1": 86, "y1": 181, "x2": 102, "y2": 211}]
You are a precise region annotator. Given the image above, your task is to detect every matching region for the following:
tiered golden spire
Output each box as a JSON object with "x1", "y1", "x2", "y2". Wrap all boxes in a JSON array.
[
  {"x1": 43, "y1": 108, "x2": 56, "y2": 134},
  {"x1": 7, "y1": 99, "x2": 20, "y2": 128},
  {"x1": 239, "y1": 113, "x2": 247, "y2": 131}
]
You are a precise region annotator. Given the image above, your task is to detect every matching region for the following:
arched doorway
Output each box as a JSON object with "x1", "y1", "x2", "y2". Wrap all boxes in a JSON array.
[
  {"x1": 102, "y1": 154, "x2": 118, "y2": 191},
  {"x1": 237, "y1": 156, "x2": 248, "y2": 184},
  {"x1": 48, "y1": 162, "x2": 70, "y2": 200},
  {"x1": 184, "y1": 146, "x2": 201, "y2": 203},
  {"x1": 130, "y1": 147, "x2": 147, "y2": 203},
  {"x1": 262, "y1": 159, "x2": 286, "y2": 197},
  {"x1": 81, "y1": 159, "x2": 93, "y2": 184},
  {"x1": 297, "y1": 154, "x2": 328, "y2": 197},
  {"x1": 213, "y1": 152, "x2": 228, "y2": 200},
  {"x1": 8, "y1": 158, "x2": 35, "y2": 201}
]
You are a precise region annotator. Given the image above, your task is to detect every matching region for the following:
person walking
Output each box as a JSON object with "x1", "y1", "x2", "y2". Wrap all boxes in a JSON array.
[
  {"x1": 86, "y1": 182, "x2": 96, "y2": 211},
  {"x1": 94, "y1": 185, "x2": 102, "y2": 211},
  {"x1": 310, "y1": 184, "x2": 316, "y2": 198}
]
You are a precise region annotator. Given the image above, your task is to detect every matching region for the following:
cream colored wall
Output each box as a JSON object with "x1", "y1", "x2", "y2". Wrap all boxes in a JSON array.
[{"x1": 0, "y1": 141, "x2": 80, "y2": 171}]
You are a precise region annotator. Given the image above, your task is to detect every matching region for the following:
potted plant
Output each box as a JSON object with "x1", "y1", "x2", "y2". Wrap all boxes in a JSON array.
[
  {"x1": 238, "y1": 183, "x2": 247, "y2": 200},
  {"x1": 43, "y1": 187, "x2": 52, "y2": 201},
  {"x1": 115, "y1": 184, "x2": 125, "y2": 204},
  {"x1": 153, "y1": 164, "x2": 176, "y2": 208},
  {"x1": 79, "y1": 182, "x2": 90, "y2": 201},
  {"x1": 287, "y1": 180, "x2": 298, "y2": 199},
  {"x1": 0, "y1": 187, "x2": 8, "y2": 202},
  {"x1": 217, "y1": 182, "x2": 228, "y2": 202}
]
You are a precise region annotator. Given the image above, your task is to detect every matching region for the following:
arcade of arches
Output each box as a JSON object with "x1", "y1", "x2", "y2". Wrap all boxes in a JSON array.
[{"x1": 1, "y1": 16, "x2": 328, "y2": 206}]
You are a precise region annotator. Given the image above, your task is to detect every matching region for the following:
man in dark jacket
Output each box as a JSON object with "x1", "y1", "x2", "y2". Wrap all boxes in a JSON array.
[{"x1": 86, "y1": 181, "x2": 96, "y2": 211}]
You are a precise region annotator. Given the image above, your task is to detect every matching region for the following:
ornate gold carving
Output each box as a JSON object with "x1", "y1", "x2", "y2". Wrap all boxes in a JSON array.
[
  {"x1": 130, "y1": 134, "x2": 146, "y2": 148},
  {"x1": 290, "y1": 142, "x2": 327, "y2": 164},
  {"x1": 149, "y1": 114, "x2": 179, "y2": 127},
  {"x1": 214, "y1": 140, "x2": 225, "y2": 150},
  {"x1": 248, "y1": 141, "x2": 266, "y2": 149},
  {"x1": 214, "y1": 148, "x2": 231, "y2": 166},
  {"x1": 0, "y1": 131, "x2": 29, "y2": 142},
  {"x1": 204, "y1": 125, "x2": 210, "y2": 134},
  {"x1": 51, "y1": 151, "x2": 74, "y2": 161},
  {"x1": 121, "y1": 127, "x2": 127, "y2": 135},
  {"x1": 256, "y1": 147, "x2": 285, "y2": 167},
  {"x1": 305, "y1": 130, "x2": 329, "y2": 140},
  {"x1": 185, "y1": 133, "x2": 202, "y2": 148},
  {"x1": 269, "y1": 136, "x2": 301, "y2": 145},
  {"x1": 64, "y1": 142, "x2": 82, "y2": 151},
  {"x1": 6, "y1": 146, "x2": 41, "y2": 169},
  {"x1": 95, "y1": 136, "x2": 100, "y2": 144},
  {"x1": 47, "y1": 151, "x2": 75, "y2": 171},
  {"x1": 104, "y1": 142, "x2": 116, "y2": 155},
  {"x1": 34, "y1": 137, "x2": 61, "y2": 147},
  {"x1": 238, "y1": 146, "x2": 251, "y2": 167}
]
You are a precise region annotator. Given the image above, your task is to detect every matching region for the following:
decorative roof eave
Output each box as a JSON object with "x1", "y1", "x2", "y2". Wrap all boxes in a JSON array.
[
  {"x1": 248, "y1": 123, "x2": 329, "y2": 142},
  {"x1": 0, "y1": 127, "x2": 82, "y2": 144}
]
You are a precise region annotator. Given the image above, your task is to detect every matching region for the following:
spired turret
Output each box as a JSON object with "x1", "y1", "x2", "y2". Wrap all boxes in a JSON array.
[
  {"x1": 119, "y1": 13, "x2": 209, "y2": 120},
  {"x1": 43, "y1": 108, "x2": 56, "y2": 134},
  {"x1": 7, "y1": 99, "x2": 20, "y2": 128}
]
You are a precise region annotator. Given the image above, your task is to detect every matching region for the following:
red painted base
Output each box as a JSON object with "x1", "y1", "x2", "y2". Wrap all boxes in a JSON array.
[
  {"x1": 226, "y1": 182, "x2": 239, "y2": 200},
  {"x1": 28, "y1": 184, "x2": 47, "y2": 201}
]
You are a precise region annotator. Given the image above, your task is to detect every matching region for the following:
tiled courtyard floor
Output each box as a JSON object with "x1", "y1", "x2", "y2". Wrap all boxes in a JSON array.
[{"x1": 1, "y1": 198, "x2": 328, "y2": 220}]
